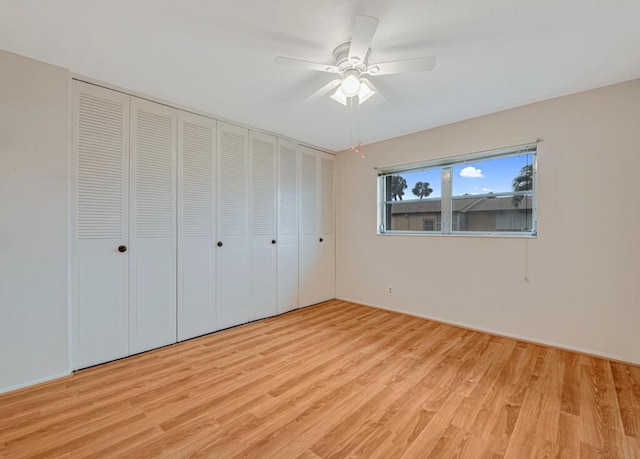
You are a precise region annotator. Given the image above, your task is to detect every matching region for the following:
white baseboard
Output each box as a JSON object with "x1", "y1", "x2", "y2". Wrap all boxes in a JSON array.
[
  {"x1": 337, "y1": 297, "x2": 639, "y2": 366},
  {"x1": 0, "y1": 371, "x2": 71, "y2": 395}
]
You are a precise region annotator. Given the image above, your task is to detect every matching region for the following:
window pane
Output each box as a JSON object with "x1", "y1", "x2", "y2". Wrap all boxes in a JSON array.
[
  {"x1": 384, "y1": 168, "x2": 441, "y2": 232},
  {"x1": 452, "y1": 153, "x2": 533, "y2": 197},
  {"x1": 452, "y1": 194, "x2": 533, "y2": 232},
  {"x1": 384, "y1": 169, "x2": 441, "y2": 202}
]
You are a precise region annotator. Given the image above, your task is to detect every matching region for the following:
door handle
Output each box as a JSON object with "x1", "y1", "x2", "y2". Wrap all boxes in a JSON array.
[
  {"x1": 118, "y1": 245, "x2": 127, "y2": 253},
  {"x1": 271, "y1": 239, "x2": 276, "y2": 244},
  {"x1": 217, "y1": 241, "x2": 223, "y2": 247},
  {"x1": 319, "y1": 238, "x2": 323, "y2": 242}
]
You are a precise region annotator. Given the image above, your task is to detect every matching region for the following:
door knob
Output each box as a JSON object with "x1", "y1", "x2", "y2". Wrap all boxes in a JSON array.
[
  {"x1": 271, "y1": 239, "x2": 276, "y2": 244},
  {"x1": 217, "y1": 241, "x2": 223, "y2": 247},
  {"x1": 118, "y1": 245, "x2": 127, "y2": 253},
  {"x1": 319, "y1": 238, "x2": 323, "y2": 242}
]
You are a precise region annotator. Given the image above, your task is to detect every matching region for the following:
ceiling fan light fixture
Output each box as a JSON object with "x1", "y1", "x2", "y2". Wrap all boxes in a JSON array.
[
  {"x1": 330, "y1": 86, "x2": 349, "y2": 105},
  {"x1": 340, "y1": 70, "x2": 361, "y2": 97},
  {"x1": 275, "y1": 15, "x2": 436, "y2": 107}
]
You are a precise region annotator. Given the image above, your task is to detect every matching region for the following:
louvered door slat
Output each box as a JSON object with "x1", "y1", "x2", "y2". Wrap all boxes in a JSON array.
[
  {"x1": 321, "y1": 156, "x2": 335, "y2": 235},
  {"x1": 219, "y1": 131, "x2": 247, "y2": 236},
  {"x1": 252, "y1": 137, "x2": 276, "y2": 236},
  {"x1": 182, "y1": 121, "x2": 214, "y2": 238},
  {"x1": 135, "y1": 109, "x2": 174, "y2": 239},
  {"x1": 300, "y1": 151, "x2": 317, "y2": 236},
  {"x1": 71, "y1": 81, "x2": 129, "y2": 370},
  {"x1": 279, "y1": 144, "x2": 298, "y2": 236},
  {"x1": 129, "y1": 97, "x2": 177, "y2": 354},
  {"x1": 75, "y1": 92, "x2": 126, "y2": 240}
]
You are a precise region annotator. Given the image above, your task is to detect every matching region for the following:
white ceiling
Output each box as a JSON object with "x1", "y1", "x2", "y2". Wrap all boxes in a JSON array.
[{"x1": 1, "y1": 0, "x2": 639, "y2": 152}]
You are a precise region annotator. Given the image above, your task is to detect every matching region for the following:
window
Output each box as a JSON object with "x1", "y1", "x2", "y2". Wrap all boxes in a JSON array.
[
  {"x1": 422, "y1": 218, "x2": 436, "y2": 231},
  {"x1": 378, "y1": 144, "x2": 537, "y2": 236}
]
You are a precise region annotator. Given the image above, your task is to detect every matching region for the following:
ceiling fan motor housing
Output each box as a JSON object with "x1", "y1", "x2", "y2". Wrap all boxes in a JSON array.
[{"x1": 333, "y1": 42, "x2": 370, "y2": 73}]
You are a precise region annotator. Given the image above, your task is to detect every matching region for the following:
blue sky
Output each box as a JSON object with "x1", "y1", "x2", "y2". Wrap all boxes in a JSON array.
[{"x1": 395, "y1": 153, "x2": 533, "y2": 199}]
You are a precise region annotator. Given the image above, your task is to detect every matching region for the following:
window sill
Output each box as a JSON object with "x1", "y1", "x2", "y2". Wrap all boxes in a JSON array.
[{"x1": 377, "y1": 231, "x2": 537, "y2": 239}]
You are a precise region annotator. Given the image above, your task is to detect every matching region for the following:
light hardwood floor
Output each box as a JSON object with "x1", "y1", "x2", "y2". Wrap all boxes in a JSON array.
[{"x1": 1, "y1": 300, "x2": 639, "y2": 458}]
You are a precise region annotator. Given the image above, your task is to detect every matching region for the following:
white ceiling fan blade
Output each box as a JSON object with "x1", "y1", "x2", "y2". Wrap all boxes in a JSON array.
[
  {"x1": 303, "y1": 79, "x2": 342, "y2": 103},
  {"x1": 348, "y1": 15, "x2": 379, "y2": 64},
  {"x1": 274, "y1": 56, "x2": 338, "y2": 73},
  {"x1": 366, "y1": 56, "x2": 436, "y2": 75}
]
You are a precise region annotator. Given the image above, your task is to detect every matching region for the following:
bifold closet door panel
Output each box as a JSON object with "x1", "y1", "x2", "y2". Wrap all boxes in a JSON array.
[
  {"x1": 277, "y1": 139, "x2": 299, "y2": 314},
  {"x1": 317, "y1": 152, "x2": 336, "y2": 302},
  {"x1": 249, "y1": 131, "x2": 277, "y2": 321},
  {"x1": 71, "y1": 81, "x2": 130, "y2": 370},
  {"x1": 298, "y1": 147, "x2": 320, "y2": 308},
  {"x1": 177, "y1": 111, "x2": 217, "y2": 341},
  {"x1": 216, "y1": 121, "x2": 250, "y2": 329},
  {"x1": 129, "y1": 97, "x2": 178, "y2": 354},
  {"x1": 299, "y1": 147, "x2": 336, "y2": 308}
]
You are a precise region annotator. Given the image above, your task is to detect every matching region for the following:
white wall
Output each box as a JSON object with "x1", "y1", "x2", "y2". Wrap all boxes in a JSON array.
[
  {"x1": 0, "y1": 50, "x2": 70, "y2": 392},
  {"x1": 336, "y1": 79, "x2": 640, "y2": 364}
]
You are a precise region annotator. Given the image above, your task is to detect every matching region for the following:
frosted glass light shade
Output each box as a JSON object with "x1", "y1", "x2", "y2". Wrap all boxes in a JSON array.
[
  {"x1": 340, "y1": 70, "x2": 361, "y2": 96},
  {"x1": 331, "y1": 80, "x2": 376, "y2": 106},
  {"x1": 357, "y1": 80, "x2": 375, "y2": 104},
  {"x1": 330, "y1": 87, "x2": 348, "y2": 105}
]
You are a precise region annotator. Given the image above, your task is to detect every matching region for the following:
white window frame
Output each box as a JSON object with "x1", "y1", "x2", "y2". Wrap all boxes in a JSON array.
[{"x1": 377, "y1": 143, "x2": 538, "y2": 237}]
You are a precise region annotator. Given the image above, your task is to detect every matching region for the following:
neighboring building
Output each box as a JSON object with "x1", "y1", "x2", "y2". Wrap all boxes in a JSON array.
[{"x1": 390, "y1": 195, "x2": 533, "y2": 232}]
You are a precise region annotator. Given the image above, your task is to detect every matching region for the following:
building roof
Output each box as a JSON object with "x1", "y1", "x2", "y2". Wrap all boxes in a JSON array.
[{"x1": 390, "y1": 196, "x2": 533, "y2": 214}]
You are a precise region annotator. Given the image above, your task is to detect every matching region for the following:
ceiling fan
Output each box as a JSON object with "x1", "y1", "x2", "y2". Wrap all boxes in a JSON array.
[{"x1": 274, "y1": 15, "x2": 436, "y2": 106}]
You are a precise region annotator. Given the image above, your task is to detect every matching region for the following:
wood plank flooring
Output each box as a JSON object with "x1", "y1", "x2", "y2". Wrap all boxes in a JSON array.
[{"x1": 1, "y1": 300, "x2": 639, "y2": 458}]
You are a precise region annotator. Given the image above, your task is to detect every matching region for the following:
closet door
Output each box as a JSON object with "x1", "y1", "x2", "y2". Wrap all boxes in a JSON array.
[
  {"x1": 277, "y1": 139, "x2": 299, "y2": 314},
  {"x1": 129, "y1": 97, "x2": 177, "y2": 354},
  {"x1": 216, "y1": 121, "x2": 250, "y2": 329},
  {"x1": 177, "y1": 111, "x2": 216, "y2": 341},
  {"x1": 71, "y1": 81, "x2": 130, "y2": 370},
  {"x1": 298, "y1": 147, "x2": 320, "y2": 307},
  {"x1": 299, "y1": 147, "x2": 336, "y2": 307},
  {"x1": 317, "y1": 152, "x2": 336, "y2": 301},
  {"x1": 249, "y1": 132, "x2": 277, "y2": 321}
]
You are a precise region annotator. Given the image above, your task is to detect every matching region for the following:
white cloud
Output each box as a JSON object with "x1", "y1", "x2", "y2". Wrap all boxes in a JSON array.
[
  {"x1": 482, "y1": 187, "x2": 491, "y2": 192},
  {"x1": 460, "y1": 166, "x2": 484, "y2": 178}
]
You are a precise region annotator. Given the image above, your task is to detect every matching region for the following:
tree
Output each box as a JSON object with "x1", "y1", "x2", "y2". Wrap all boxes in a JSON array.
[
  {"x1": 389, "y1": 175, "x2": 407, "y2": 201},
  {"x1": 411, "y1": 181, "x2": 433, "y2": 199},
  {"x1": 512, "y1": 164, "x2": 532, "y2": 207}
]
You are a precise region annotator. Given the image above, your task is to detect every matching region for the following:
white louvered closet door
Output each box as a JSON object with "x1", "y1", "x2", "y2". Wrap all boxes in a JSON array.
[
  {"x1": 129, "y1": 97, "x2": 178, "y2": 354},
  {"x1": 249, "y1": 132, "x2": 277, "y2": 321},
  {"x1": 277, "y1": 139, "x2": 299, "y2": 314},
  {"x1": 71, "y1": 81, "x2": 130, "y2": 370},
  {"x1": 298, "y1": 146, "x2": 320, "y2": 308},
  {"x1": 216, "y1": 121, "x2": 250, "y2": 329},
  {"x1": 177, "y1": 111, "x2": 216, "y2": 341},
  {"x1": 317, "y1": 152, "x2": 336, "y2": 302}
]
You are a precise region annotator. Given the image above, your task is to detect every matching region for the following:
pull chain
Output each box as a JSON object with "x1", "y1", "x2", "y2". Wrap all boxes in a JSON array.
[{"x1": 349, "y1": 96, "x2": 365, "y2": 158}]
